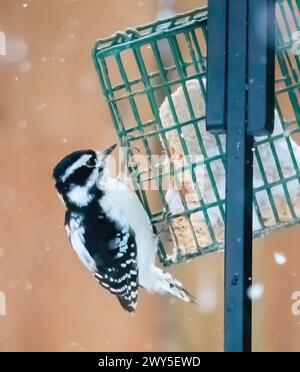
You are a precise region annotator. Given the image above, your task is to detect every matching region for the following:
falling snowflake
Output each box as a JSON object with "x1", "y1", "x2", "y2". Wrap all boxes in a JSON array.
[
  {"x1": 69, "y1": 341, "x2": 79, "y2": 348},
  {"x1": 273, "y1": 251, "x2": 287, "y2": 265},
  {"x1": 37, "y1": 103, "x2": 47, "y2": 110},
  {"x1": 247, "y1": 283, "x2": 264, "y2": 301},
  {"x1": 25, "y1": 283, "x2": 32, "y2": 291},
  {"x1": 197, "y1": 287, "x2": 218, "y2": 314}
]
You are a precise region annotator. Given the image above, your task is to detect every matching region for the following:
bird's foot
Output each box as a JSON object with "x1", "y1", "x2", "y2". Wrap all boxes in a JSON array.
[{"x1": 153, "y1": 211, "x2": 173, "y2": 238}]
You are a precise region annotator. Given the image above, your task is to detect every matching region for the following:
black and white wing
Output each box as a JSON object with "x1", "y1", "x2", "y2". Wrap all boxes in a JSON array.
[
  {"x1": 93, "y1": 227, "x2": 139, "y2": 313},
  {"x1": 66, "y1": 211, "x2": 139, "y2": 313}
]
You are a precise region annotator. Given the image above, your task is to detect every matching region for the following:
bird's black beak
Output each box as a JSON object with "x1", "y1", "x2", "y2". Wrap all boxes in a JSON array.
[
  {"x1": 102, "y1": 143, "x2": 117, "y2": 158},
  {"x1": 96, "y1": 144, "x2": 117, "y2": 166}
]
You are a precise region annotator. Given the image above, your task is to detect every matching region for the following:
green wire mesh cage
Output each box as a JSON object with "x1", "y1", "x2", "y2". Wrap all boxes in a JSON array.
[{"x1": 93, "y1": 1, "x2": 300, "y2": 266}]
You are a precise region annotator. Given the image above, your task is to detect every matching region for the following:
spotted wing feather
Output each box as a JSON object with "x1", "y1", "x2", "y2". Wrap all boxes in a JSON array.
[{"x1": 93, "y1": 229, "x2": 139, "y2": 313}]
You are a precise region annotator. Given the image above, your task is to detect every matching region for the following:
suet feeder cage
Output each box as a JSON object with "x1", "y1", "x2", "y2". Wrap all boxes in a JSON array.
[{"x1": 93, "y1": 2, "x2": 300, "y2": 268}]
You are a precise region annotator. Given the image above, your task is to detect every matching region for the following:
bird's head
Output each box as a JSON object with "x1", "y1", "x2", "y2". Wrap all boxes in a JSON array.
[{"x1": 52, "y1": 144, "x2": 117, "y2": 208}]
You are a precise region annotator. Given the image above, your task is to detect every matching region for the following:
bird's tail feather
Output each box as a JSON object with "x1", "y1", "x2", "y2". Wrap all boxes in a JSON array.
[{"x1": 150, "y1": 267, "x2": 194, "y2": 303}]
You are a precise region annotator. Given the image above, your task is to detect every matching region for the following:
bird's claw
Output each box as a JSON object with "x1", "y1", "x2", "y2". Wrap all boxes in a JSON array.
[{"x1": 152, "y1": 210, "x2": 174, "y2": 238}]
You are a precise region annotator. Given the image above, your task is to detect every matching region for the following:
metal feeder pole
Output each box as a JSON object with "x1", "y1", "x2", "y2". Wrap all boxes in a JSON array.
[{"x1": 207, "y1": 0, "x2": 275, "y2": 352}]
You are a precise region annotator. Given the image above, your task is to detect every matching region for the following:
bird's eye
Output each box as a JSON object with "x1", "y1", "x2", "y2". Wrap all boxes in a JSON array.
[{"x1": 86, "y1": 157, "x2": 96, "y2": 168}]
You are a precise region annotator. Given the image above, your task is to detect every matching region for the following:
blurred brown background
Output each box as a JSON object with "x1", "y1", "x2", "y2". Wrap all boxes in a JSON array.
[{"x1": 0, "y1": 0, "x2": 300, "y2": 352}]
